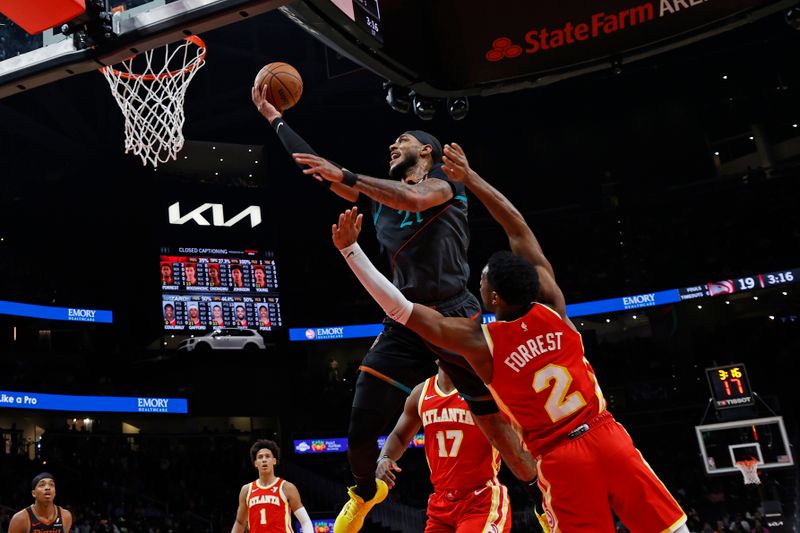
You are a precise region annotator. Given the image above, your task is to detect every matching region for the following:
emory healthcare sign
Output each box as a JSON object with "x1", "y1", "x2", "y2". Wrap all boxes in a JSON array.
[
  {"x1": 0, "y1": 390, "x2": 188, "y2": 414},
  {"x1": 0, "y1": 300, "x2": 112, "y2": 323}
]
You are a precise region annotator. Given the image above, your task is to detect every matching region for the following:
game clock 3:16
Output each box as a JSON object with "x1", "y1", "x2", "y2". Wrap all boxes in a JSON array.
[{"x1": 765, "y1": 271, "x2": 795, "y2": 285}]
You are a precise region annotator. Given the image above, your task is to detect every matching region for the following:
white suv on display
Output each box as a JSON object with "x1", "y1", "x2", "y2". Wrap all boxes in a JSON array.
[{"x1": 178, "y1": 328, "x2": 265, "y2": 352}]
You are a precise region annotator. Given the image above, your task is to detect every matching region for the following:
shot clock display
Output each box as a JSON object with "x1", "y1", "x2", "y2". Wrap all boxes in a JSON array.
[
  {"x1": 160, "y1": 247, "x2": 282, "y2": 333},
  {"x1": 706, "y1": 364, "x2": 753, "y2": 409},
  {"x1": 329, "y1": 0, "x2": 382, "y2": 43}
]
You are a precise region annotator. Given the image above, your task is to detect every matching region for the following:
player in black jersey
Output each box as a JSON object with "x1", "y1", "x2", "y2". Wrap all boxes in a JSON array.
[
  {"x1": 8, "y1": 473, "x2": 72, "y2": 533},
  {"x1": 253, "y1": 88, "x2": 536, "y2": 533}
]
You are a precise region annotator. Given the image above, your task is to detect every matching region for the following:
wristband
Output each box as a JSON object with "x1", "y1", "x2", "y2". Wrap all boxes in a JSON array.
[
  {"x1": 339, "y1": 242, "x2": 361, "y2": 258},
  {"x1": 342, "y1": 168, "x2": 359, "y2": 187},
  {"x1": 377, "y1": 454, "x2": 391, "y2": 464}
]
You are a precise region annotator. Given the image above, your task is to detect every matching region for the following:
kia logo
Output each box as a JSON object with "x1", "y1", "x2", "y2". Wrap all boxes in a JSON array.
[{"x1": 168, "y1": 202, "x2": 262, "y2": 228}]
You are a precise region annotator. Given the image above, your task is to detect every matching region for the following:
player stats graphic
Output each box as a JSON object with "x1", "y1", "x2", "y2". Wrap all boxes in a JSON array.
[{"x1": 160, "y1": 247, "x2": 282, "y2": 333}]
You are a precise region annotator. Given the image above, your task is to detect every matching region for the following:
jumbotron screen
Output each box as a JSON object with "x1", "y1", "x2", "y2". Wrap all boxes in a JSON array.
[{"x1": 160, "y1": 247, "x2": 282, "y2": 333}]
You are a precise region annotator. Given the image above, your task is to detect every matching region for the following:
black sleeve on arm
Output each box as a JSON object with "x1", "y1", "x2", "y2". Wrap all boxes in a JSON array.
[
  {"x1": 270, "y1": 118, "x2": 319, "y2": 159},
  {"x1": 271, "y1": 117, "x2": 338, "y2": 187}
]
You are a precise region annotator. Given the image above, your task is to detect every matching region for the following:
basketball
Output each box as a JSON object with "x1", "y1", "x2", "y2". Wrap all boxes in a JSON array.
[{"x1": 254, "y1": 62, "x2": 303, "y2": 112}]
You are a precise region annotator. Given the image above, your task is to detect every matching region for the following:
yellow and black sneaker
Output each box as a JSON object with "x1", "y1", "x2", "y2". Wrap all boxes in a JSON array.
[{"x1": 333, "y1": 479, "x2": 389, "y2": 533}]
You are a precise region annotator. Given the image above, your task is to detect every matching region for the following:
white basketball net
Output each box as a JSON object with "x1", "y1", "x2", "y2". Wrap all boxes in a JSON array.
[
  {"x1": 734, "y1": 460, "x2": 761, "y2": 485},
  {"x1": 100, "y1": 36, "x2": 206, "y2": 167}
]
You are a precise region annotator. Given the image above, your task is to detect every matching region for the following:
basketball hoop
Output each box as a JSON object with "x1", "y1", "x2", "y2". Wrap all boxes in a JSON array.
[
  {"x1": 734, "y1": 459, "x2": 761, "y2": 485},
  {"x1": 100, "y1": 35, "x2": 206, "y2": 167}
]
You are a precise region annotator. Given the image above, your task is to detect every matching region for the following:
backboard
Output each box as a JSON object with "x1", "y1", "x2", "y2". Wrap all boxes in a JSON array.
[
  {"x1": 0, "y1": 0, "x2": 287, "y2": 99},
  {"x1": 696, "y1": 416, "x2": 795, "y2": 475}
]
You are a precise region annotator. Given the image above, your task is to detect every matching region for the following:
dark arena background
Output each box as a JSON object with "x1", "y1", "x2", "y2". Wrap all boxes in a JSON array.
[{"x1": 1, "y1": 1, "x2": 800, "y2": 532}]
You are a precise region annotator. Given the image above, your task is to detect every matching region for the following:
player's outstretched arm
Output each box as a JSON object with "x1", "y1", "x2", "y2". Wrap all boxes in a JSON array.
[
  {"x1": 251, "y1": 85, "x2": 358, "y2": 202},
  {"x1": 442, "y1": 143, "x2": 552, "y2": 274},
  {"x1": 377, "y1": 383, "x2": 424, "y2": 489},
  {"x1": 231, "y1": 484, "x2": 249, "y2": 533},
  {"x1": 442, "y1": 143, "x2": 568, "y2": 319},
  {"x1": 283, "y1": 482, "x2": 313, "y2": 533},
  {"x1": 332, "y1": 207, "x2": 493, "y2": 380},
  {"x1": 295, "y1": 153, "x2": 453, "y2": 212}
]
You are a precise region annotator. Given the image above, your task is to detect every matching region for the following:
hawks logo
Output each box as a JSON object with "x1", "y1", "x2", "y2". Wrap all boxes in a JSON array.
[{"x1": 546, "y1": 509, "x2": 556, "y2": 530}]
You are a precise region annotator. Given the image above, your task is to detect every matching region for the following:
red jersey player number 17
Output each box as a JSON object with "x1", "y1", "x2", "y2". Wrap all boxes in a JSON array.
[{"x1": 377, "y1": 369, "x2": 512, "y2": 533}]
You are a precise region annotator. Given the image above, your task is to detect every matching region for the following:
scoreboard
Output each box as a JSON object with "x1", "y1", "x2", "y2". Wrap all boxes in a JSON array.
[
  {"x1": 705, "y1": 363, "x2": 754, "y2": 409},
  {"x1": 160, "y1": 247, "x2": 282, "y2": 333},
  {"x1": 679, "y1": 269, "x2": 798, "y2": 301}
]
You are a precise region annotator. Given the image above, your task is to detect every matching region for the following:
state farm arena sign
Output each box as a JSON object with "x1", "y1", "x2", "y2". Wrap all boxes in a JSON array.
[{"x1": 397, "y1": 0, "x2": 793, "y2": 92}]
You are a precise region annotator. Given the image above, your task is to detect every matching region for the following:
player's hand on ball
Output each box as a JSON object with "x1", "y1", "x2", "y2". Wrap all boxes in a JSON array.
[
  {"x1": 442, "y1": 142, "x2": 475, "y2": 183},
  {"x1": 293, "y1": 153, "x2": 344, "y2": 183},
  {"x1": 376, "y1": 456, "x2": 402, "y2": 489},
  {"x1": 332, "y1": 208, "x2": 363, "y2": 250},
  {"x1": 251, "y1": 85, "x2": 282, "y2": 122}
]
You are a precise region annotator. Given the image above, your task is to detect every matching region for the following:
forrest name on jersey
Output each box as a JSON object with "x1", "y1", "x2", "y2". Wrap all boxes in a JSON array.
[{"x1": 503, "y1": 327, "x2": 564, "y2": 373}]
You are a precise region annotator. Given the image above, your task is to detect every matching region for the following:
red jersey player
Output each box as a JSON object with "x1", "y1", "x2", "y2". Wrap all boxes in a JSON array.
[
  {"x1": 232, "y1": 440, "x2": 313, "y2": 533},
  {"x1": 377, "y1": 367, "x2": 511, "y2": 533},
  {"x1": 331, "y1": 142, "x2": 689, "y2": 533}
]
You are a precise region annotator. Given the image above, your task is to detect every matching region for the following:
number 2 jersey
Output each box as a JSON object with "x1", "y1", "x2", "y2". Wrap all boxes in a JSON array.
[
  {"x1": 482, "y1": 303, "x2": 607, "y2": 455},
  {"x1": 246, "y1": 478, "x2": 293, "y2": 533},
  {"x1": 418, "y1": 375, "x2": 501, "y2": 490}
]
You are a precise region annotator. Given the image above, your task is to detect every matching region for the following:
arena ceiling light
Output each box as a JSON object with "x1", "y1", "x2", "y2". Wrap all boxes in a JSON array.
[
  {"x1": 384, "y1": 82, "x2": 411, "y2": 114},
  {"x1": 412, "y1": 93, "x2": 437, "y2": 121},
  {"x1": 447, "y1": 96, "x2": 469, "y2": 121}
]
